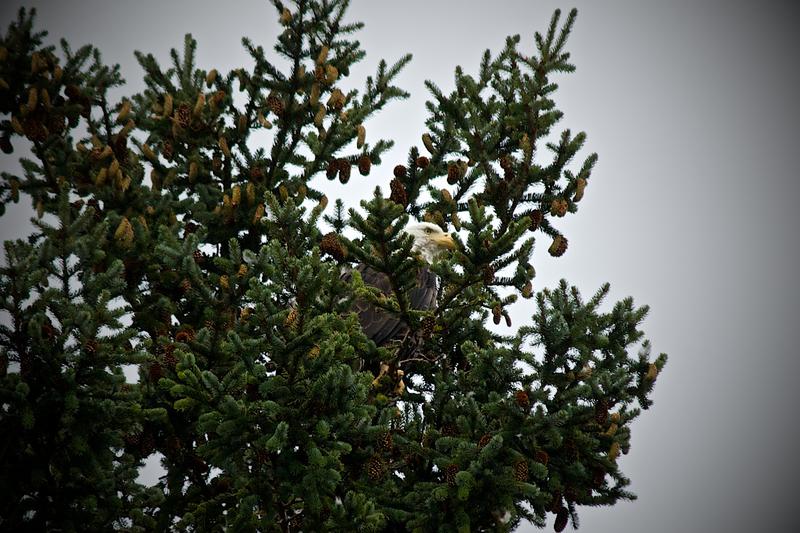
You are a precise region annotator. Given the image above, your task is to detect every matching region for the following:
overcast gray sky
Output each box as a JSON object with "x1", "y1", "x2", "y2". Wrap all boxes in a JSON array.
[{"x1": 1, "y1": 1, "x2": 798, "y2": 532}]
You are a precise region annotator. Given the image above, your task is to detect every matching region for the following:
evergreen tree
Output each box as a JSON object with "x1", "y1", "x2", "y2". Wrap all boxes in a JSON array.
[{"x1": 0, "y1": 3, "x2": 666, "y2": 531}]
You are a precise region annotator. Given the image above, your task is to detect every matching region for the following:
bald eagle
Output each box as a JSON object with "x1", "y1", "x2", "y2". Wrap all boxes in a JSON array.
[{"x1": 343, "y1": 222, "x2": 456, "y2": 347}]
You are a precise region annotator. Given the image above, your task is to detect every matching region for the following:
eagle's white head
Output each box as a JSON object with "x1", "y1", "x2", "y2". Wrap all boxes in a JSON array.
[{"x1": 402, "y1": 222, "x2": 456, "y2": 263}]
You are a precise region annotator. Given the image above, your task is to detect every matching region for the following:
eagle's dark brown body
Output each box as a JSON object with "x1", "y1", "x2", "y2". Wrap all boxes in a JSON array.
[{"x1": 342, "y1": 264, "x2": 437, "y2": 346}]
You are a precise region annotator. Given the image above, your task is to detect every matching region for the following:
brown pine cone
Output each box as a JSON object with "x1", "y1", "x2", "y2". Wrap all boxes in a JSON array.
[
  {"x1": 548, "y1": 235, "x2": 568, "y2": 257},
  {"x1": 175, "y1": 103, "x2": 191, "y2": 129},
  {"x1": 338, "y1": 160, "x2": 351, "y2": 184},
  {"x1": 357, "y1": 154, "x2": 371, "y2": 176},
  {"x1": 379, "y1": 431, "x2": 393, "y2": 451},
  {"x1": 420, "y1": 315, "x2": 436, "y2": 337},
  {"x1": 534, "y1": 449, "x2": 549, "y2": 466},
  {"x1": 483, "y1": 265, "x2": 495, "y2": 284},
  {"x1": 367, "y1": 455, "x2": 385, "y2": 482},
  {"x1": 320, "y1": 232, "x2": 347, "y2": 261},
  {"x1": 445, "y1": 463, "x2": 459, "y2": 487},
  {"x1": 415, "y1": 156, "x2": 429, "y2": 169},
  {"x1": 149, "y1": 362, "x2": 164, "y2": 382},
  {"x1": 327, "y1": 88, "x2": 345, "y2": 111},
  {"x1": 326, "y1": 159, "x2": 338, "y2": 179},
  {"x1": 446, "y1": 162, "x2": 461, "y2": 184},
  {"x1": 592, "y1": 467, "x2": 606, "y2": 489},
  {"x1": 554, "y1": 507, "x2": 569, "y2": 532},
  {"x1": 0, "y1": 135, "x2": 12, "y2": 154},
  {"x1": 528, "y1": 210, "x2": 543, "y2": 232},
  {"x1": 389, "y1": 179, "x2": 408, "y2": 207},
  {"x1": 515, "y1": 389, "x2": 530, "y2": 410},
  {"x1": 595, "y1": 398, "x2": 610, "y2": 425},
  {"x1": 266, "y1": 93, "x2": 285, "y2": 117},
  {"x1": 163, "y1": 344, "x2": 178, "y2": 369},
  {"x1": 550, "y1": 198, "x2": 568, "y2": 217},
  {"x1": 22, "y1": 116, "x2": 47, "y2": 142},
  {"x1": 394, "y1": 164, "x2": 407, "y2": 178},
  {"x1": 249, "y1": 165, "x2": 264, "y2": 181},
  {"x1": 549, "y1": 491, "x2": 563, "y2": 514},
  {"x1": 492, "y1": 305, "x2": 502, "y2": 325},
  {"x1": 514, "y1": 459, "x2": 529, "y2": 481}
]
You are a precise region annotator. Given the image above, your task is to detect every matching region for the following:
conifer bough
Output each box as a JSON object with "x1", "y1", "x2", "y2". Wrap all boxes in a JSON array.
[{"x1": 0, "y1": 3, "x2": 666, "y2": 532}]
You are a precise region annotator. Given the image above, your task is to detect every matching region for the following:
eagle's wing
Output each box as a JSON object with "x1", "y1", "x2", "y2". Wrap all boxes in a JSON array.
[
  {"x1": 410, "y1": 266, "x2": 437, "y2": 312},
  {"x1": 341, "y1": 264, "x2": 437, "y2": 346}
]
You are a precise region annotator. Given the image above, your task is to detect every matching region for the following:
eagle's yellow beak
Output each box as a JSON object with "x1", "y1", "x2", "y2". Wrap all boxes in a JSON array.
[{"x1": 434, "y1": 233, "x2": 457, "y2": 250}]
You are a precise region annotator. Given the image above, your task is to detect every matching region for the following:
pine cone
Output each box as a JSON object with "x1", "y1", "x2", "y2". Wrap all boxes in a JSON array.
[
  {"x1": 379, "y1": 431, "x2": 393, "y2": 451},
  {"x1": 112, "y1": 134, "x2": 128, "y2": 163},
  {"x1": 267, "y1": 93, "x2": 285, "y2": 117},
  {"x1": 1, "y1": 135, "x2": 13, "y2": 154},
  {"x1": 124, "y1": 432, "x2": 141, "y2": 449},
  {"x1": 478, "y1": 434, "x2": 492, "y2": 448},
  {"x1": 284, "y1": 308, "x2": 299, "y2": 329},
  {"x1": 84, "y1": 338, "x2": 99, "y2": 355},
  {"x1": 522, "y1": 281, "x2": 533, "y2": 299},
  {"x1": 41, "y1": 323, "x2": 57, "y2": 340},
  {"x1": 394, "y1": 164, "x2": 407, "y2": 178},
  {"x1": 483, "y1": 265, "x2": 495, "y2": 284},
  {"x1": 514, "y1": 460, "x2": 529, "y2": 481},
  {"x1": 162, "y1": 140, "x2": 174, "y2": 160},
  {"x1": 338, "y1": 160, "x2": 351, "y2": 184},
  {"x1": 445, "y1": 463, "x2": 459, "y2": 487},
  {"x1": 193, "y1": 250, "x2": 204, "y2": 264},
  {"x1": 389, "y1": 179, "x2": 408, "y2": 207},
  {"x1": 163, "y1": 344, "x2": 178, "y2": 369},
  {"x1": 592, "y1": 467, "x2": 606, "y2": 489},
  {"x1": 446, "y1": 162, "x2": 463, "y2": 184},
  {"x1": 179, "y1": 278, "x2": 192, "y2": 294},
  {"x1": 175, "y1": 103, "x2": 191, "y2": 129},
  {"x1": 357, "y1": 154, "x2": 371, "y2": 176},
  {"x1": 415, "y1": 156, "x2": 430, "y2": 169},
  {"x1": 609, "y1": 441, "x2": 620, "y2": 461},
  {"x1": 574, "y1": 177, "x2": 587, "y2": 202},
  {"x1": 595, "y1": 398, "x2": 609, "y2": 425},
  {"x1": 515, "y1": 390, "x2": 530, "y2": 410},
  {"x1": 249, "y1": 165, "x2": 264, "y2": 181},
  {"x1": 367, "y1": 455, "x2": 385, "y2": 481},
  {"x1": 534, "y1": 449, "x2": 549, "y2": 466},
  {"x1": 492, "y1": 305, "x2": 502, "y2": 325},
  {"x1": 176, "y1": 327, "x2": 195, "y2": 343},
  {"x1": 327, "y1": 88, "x2": 345, "y2": 111},
  {"x1": 548, "y1": 235, "x2": 568, "y2": 257},
  {"x1": 529, "y1": 209, "x2": 544, "y2": 231},
  {"x1": 22, "y1": 116, "x2": 47, "y2": 142},
  {"x1": 149, "y1": 362, "x2": 164, "y2": 382},
  {"x1": 320, "y1": 232, "x2": 347, "y2": 261},
  {"x1": 326, "y1": 159, "x2": 338, "y2": 179},
  {"x1": 420, "y1": 315, "x2": 436, "y2": 338},
  {"x1": 46, "y1": 112, "x2": 66, "y2": 136},
  {"x1": 550, "y1": 198, "x2": 568, "y2": 217},
  {"x1": 646, "y1": 362, "x2": 659, "y2": 381},
  {"x1": 554, "y1": 507, "x2": 569, "y2": 532}
]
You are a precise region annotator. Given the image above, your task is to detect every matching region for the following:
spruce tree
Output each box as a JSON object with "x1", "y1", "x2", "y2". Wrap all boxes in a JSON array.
[{"x1": 0, "y1": 3, "x2": 666, "y2": 531}]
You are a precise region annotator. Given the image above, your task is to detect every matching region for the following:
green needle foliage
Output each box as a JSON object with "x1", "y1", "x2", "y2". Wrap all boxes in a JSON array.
[{"x1": 0, "y1": 3, "x2": 666, "y2": 532}]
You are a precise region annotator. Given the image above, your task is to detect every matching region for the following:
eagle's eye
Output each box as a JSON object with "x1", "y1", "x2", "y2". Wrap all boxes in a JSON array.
[{"x1": 425, "y1": 228, "x2": 433, "y2": 234}]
